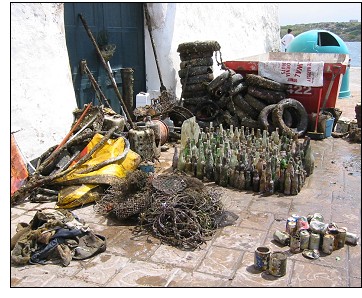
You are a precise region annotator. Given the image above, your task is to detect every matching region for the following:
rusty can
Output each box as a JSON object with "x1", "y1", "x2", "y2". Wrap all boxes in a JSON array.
[
  {"x1": 286, "y1": 221, "x2": 297, "y2": 236},
  {"x1": 268, "y1": 251, "x2": 287, "y2": 277},
  {"x1": 337, "y1": 228, "x2": 347, "y2": 248},
  {"x1": 309, "y1": 232, "x2": 320, "y2": 250},
  {"x1": 290, "y1": 234, "x2": 301, "y2": 253},
  {"x1": 299, "y1": 230, "x2": 310, "y2": 250},
  {"x1": 345, "y1": 231, "x2": 359, "y2": 245},
  {"x1": 322, "y1": 234, "x2": 334, "y2": 254},
  {"x1": 254, "y1": 246, "x2": 271, "y2": 271},
  {"x1": 297, "y1": 216, "x2": 309, "y2": 231},
  {"x1": 273, "y1": 230, "x2": 290, "y2": 246}
]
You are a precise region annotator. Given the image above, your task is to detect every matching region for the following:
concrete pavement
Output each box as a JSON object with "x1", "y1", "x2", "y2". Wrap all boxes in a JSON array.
[{"x1": 10, "y1": 68, "x2": 361, "y2": 288}]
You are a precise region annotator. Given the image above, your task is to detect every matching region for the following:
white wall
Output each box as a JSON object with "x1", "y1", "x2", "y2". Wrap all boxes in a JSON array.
[
  {"x1": 11, "y1": 3, "x2": 77, "y2": 162},
  {"x1": 144, "y1": 3, "x2": 280, "y2": 98}
]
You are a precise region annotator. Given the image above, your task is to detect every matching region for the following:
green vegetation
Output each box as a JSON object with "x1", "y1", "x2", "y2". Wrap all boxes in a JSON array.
[{"x1": 281, "y1": 21, "x2": 361, "y2": 42}]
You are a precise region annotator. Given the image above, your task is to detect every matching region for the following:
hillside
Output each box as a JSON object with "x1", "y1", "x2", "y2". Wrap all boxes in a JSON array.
[{"x1": 281, "y1": 21, "x2": 361, "y2": 42}]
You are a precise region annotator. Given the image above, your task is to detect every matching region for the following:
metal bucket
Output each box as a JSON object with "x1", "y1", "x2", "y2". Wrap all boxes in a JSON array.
[{"x1": 269, "y1": 251, "x2": 287, "y2": 277}]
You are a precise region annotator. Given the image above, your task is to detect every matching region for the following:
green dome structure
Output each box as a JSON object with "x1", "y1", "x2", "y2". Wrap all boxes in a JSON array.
[{"x1": 287, "y1": 30, "x2": 351, "y2": 98}]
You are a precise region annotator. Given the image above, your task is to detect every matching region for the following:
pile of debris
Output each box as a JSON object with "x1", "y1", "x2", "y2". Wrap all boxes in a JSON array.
[{"x1": 94, "y1": 171, "x2": 238, "y2": 250}]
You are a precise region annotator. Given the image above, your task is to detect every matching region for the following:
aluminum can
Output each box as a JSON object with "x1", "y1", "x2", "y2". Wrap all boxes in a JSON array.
[
  {"x1": 291, "y1": 214, "x2": 300, "y2": 221},
  {"x1": 254, "y1": 246, "x2": 271, "y2": 271},
  {"x1": 299, "y1": 230, "x2": 310, "y2": 250},
  {"x1": 345, "y1": 232, "x2": 359, "y2": 245},
  {"x1": 268, "y1": 251, "x2": 287, "y2": 277},
  {"x1": 337, "y1": 228, "x2": 347, "y2": 248},
  {"x1": 322, "y1": 234, "x2": 334, "y2": 254},
  {"x1": 311, "y1": 213, "x2": 324, "y2": 222},
  {"x1": 290, "y1": 234, "x2": 301, "y2": 253},
  {"x1": 286, "y1": 217, "x2": 296, "y2": 230},
  {"x1": 286, "y1": 221, "x2": 297, "y2": 236},
  {"x1": 297, "y1": 216, "x2": 309, "y2": 231},
  {"x1": 273, "y1": 230, "x2": 290, "y2": 246},
  {"x1": 309, "y1": 220, "x2": 328, "y2": 234},
  {"x1": 309, "y1": 232, "x2": 320, "y2": 250}
]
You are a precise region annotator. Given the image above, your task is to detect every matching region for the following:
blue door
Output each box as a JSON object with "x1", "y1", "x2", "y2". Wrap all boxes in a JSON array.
[{"x1": 64, "y1": 3, "x2": 146, "y2": 114}]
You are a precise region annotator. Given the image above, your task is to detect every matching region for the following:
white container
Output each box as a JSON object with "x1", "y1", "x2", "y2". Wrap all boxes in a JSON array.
[{"x1": 136, "y1": 92, "x2": 150, "y2": 107}]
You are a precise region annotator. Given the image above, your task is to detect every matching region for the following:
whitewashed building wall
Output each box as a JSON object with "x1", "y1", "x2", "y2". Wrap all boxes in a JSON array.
[{"x1": 11, "y1": 3, "x2": 280, "y2": 162}]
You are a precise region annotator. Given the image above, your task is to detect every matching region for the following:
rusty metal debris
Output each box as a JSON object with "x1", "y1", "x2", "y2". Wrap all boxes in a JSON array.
[{"x1": 94, "y1": 172, "x2": 237, "y2": 250}]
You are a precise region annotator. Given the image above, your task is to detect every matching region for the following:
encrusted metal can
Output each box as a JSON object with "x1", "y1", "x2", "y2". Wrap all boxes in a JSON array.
[
  {"x1": 297, "y1": 216, "x2": 309, "y2": 231},
  {"x1": 286, "y1": 221, "x2": 297, "y2": 236},
  {"x1": 273, "y1": 230, "x2": 291, "y2": 246},
  {"x1": 299, "y1": 230, "x2": 310, "y2": 250},
  {"x1": 322, "y1": 234, "x2": 334, "y2": 254},
  {"x1": 268, "y1": 251, "x2": 287, "y2": 277},
  {"x1": 309, "y1": 232, "x2": 321, "y2": 250},
  {"x1": 254, "y1": 246, "x2": 271, "y2": 271},
  {"x1": 345, "y1": 232, "x2": 359, "y2": 245},
  {"x1": 290, "y1": 234, "x2": 301, "y2": 253},
  {"x1": 286, "y1": 217, "x2": 296, "y2": 230},
  {"x1": 337, "y1": 228, "x2": 347, "y2": 248},
  {"x1": 309, "y1": 220, "x2": 328, "y2": 235}
]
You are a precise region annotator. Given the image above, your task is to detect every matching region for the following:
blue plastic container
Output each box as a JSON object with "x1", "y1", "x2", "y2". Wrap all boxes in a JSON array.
[
  {"x1": 287, "y1": 30, "x2": 350, "y2": 98},
  {"x1": 325, "y1": 117, "x2": 335, "y2": 137}
]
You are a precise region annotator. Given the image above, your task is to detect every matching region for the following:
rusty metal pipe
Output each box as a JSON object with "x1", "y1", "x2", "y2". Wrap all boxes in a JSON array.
[{"x1": 78, "y1": 14, "x2": 135, "y2": 128}]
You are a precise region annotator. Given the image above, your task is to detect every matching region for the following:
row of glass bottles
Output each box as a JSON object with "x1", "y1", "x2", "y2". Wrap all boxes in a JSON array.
[{"x1": 174, "y1": 124, "x2": 315, "y2": 195}]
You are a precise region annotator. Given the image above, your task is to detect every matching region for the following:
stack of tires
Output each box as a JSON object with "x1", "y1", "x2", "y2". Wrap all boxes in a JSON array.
[
  {"x1": 177, "y1": 41, "x2": 221, "y2": 114},
  {"x1": 206, "y1": 71, "x2": 308, "y2": 137}
]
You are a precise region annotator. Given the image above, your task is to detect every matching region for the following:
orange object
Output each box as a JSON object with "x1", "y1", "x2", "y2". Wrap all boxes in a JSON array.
[{"x1": 11, "y1": 134, "x2": 29, "y2": 195}]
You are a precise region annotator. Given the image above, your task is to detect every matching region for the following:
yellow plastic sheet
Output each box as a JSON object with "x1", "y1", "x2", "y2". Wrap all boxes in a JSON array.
[{"x1": 54, "y1": 133, "x2": 141, "y2": 208}]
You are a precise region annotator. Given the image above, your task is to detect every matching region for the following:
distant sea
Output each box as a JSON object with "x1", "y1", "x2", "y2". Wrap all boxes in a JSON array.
[{"x1": 346, "y1": 42, "x2": 361, "y2": 67}]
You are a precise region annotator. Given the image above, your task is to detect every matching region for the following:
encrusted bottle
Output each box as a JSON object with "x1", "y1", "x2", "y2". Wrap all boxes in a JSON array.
[
  {"x1": 252, "y1": 170, "x2": 260, "y2": 192},
  {"x1": 172, "y1": 146, "x2": 179, "y2": 170},
  {"x1": 219, "y1": 156, "x2": 229, "y2": 187},
  {"x1": 303, "y1": 136, "x2": 315, "y2": 177},
  {"x1": 205, "y1": 149, "x2": 214, "y2": 182},
  {"x1": 177, "y1": 150, "x2": 186, "y2": 172}
]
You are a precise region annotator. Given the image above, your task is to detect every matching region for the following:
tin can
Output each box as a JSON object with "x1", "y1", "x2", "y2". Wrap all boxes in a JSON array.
[
  {"x1": 286, "y1": 221, "x2": 297, "y2": 236},
  {"x1": 309, "y1": 232, "x2": 320, "y2": 250},
  {"x1": 290, "y1": 234, "x2": 301, "y2": 253},
  {"x1": 268, "y1": 251, "x2": 287, "y2": 277},
  {"x1": 337, "y1": 228, "x2": 347, "y2": 248},
  {"x1": 291, "y1": 214, "x2": 300, "y2": 221},
  {"x1": 299, "y1": 230, "x2": 310, "y2": 250},
  {"x1": 254, "y1": 246, "x2": 271, "y2": 271},
  {"x1": 286, "y1": 217, "x2": 296, "y2": 230},
  {"x1": 309, "y1": 220, "x2": 328, "y2": 235},
  {"x1": 345, "y1": 232, "x2": 359, "y2": 245},
  {"x1": 273, "y1": 230, "x2": 290, "y2": 246},
  {"x1": 297, "y1": 216, "x2": 309, "y2": 231},
  {"x1": 322, "y1": 234, "x2": 334, "y2": 254},
  {"x1": 311, "y1": 213, "x2": 324, "y2": 222}
]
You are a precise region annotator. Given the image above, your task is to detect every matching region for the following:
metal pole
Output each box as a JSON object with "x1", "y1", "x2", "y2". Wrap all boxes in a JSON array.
[{"x1": 78, "y1": 14, "x2": 135, "y2": 128}]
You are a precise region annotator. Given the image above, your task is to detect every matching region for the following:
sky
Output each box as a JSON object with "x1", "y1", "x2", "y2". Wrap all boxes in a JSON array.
[{"x1": 278, "y1": 2, "x2": 361, "y2": 26}]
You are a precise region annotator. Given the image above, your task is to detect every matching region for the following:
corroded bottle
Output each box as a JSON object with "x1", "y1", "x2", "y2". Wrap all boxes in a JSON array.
[
  {"x1": 204, "y1": 150, "x2": 214, "y2": 181},
  {"x1": 252, "y1": 170, "x2": 260, "y2": 192},
  {"x1": 220, "y1": 156, "x2": 229, "y2": 187}
]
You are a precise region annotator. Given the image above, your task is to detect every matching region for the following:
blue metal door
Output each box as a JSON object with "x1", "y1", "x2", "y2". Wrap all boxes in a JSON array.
[{"x1": 64, "y1": 3, "x2": 145, "y2": 114}]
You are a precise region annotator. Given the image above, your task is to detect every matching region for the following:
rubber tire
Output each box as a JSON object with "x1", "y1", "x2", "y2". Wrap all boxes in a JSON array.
[
  {"x1": 180, "y1": 57, "x2": 213, "y2": 69},
  {"x1": 194, "y1": 100, "x2": 221, "y2": 122},
  {"x1": 179, "y1": 51, "x2": 214, "y2": 61},
  {"x1": 183, "y1": 96, "x2": 210, "y2": 106},
  {"x1": 272, "y1": 98, "x2": 308, "y2": 137},
  {"x1": 182, "y1": 82, "x2": 208, "y2": 93},
  {"x1": 181, "y1": 73, "x2": 214, "y2": 85},
  {"x1": 244, "y1": 93, "x2": 267, "y2": 112},
  {"x1": 182, "y1": 90, "x2": 208, "y2": 99},
  {"x1": 178, "y1": 66, "x2": 213, "y2": 78},
  {"x1": 245, "y1": 73, "x2": 288, "y2": 91},
  {"x1": 258, "y1": 104, "x2": 277, "y2": 132},
  {"x1": 207, "y1": 69, "x2": 235, "y2": 92},
  {"x1": 248, "y1": 85, "x2": 286, "y2": 104},
  {"x1": 233, "y1": 94, "x2": 260, "y2": 120},
  {"x1": 177, "y1": 41, "x2": 221, "y2": 53}
]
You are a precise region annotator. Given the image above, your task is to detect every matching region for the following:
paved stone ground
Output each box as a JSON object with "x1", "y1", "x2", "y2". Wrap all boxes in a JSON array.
[{"x1": 9, "y1": 68, "x2": 361, "y2": 288}]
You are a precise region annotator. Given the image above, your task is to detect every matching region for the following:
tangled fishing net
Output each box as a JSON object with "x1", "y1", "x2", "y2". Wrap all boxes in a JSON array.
[{"x1": 94, "y1": 171, "x2": 237, "y2": 250}]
